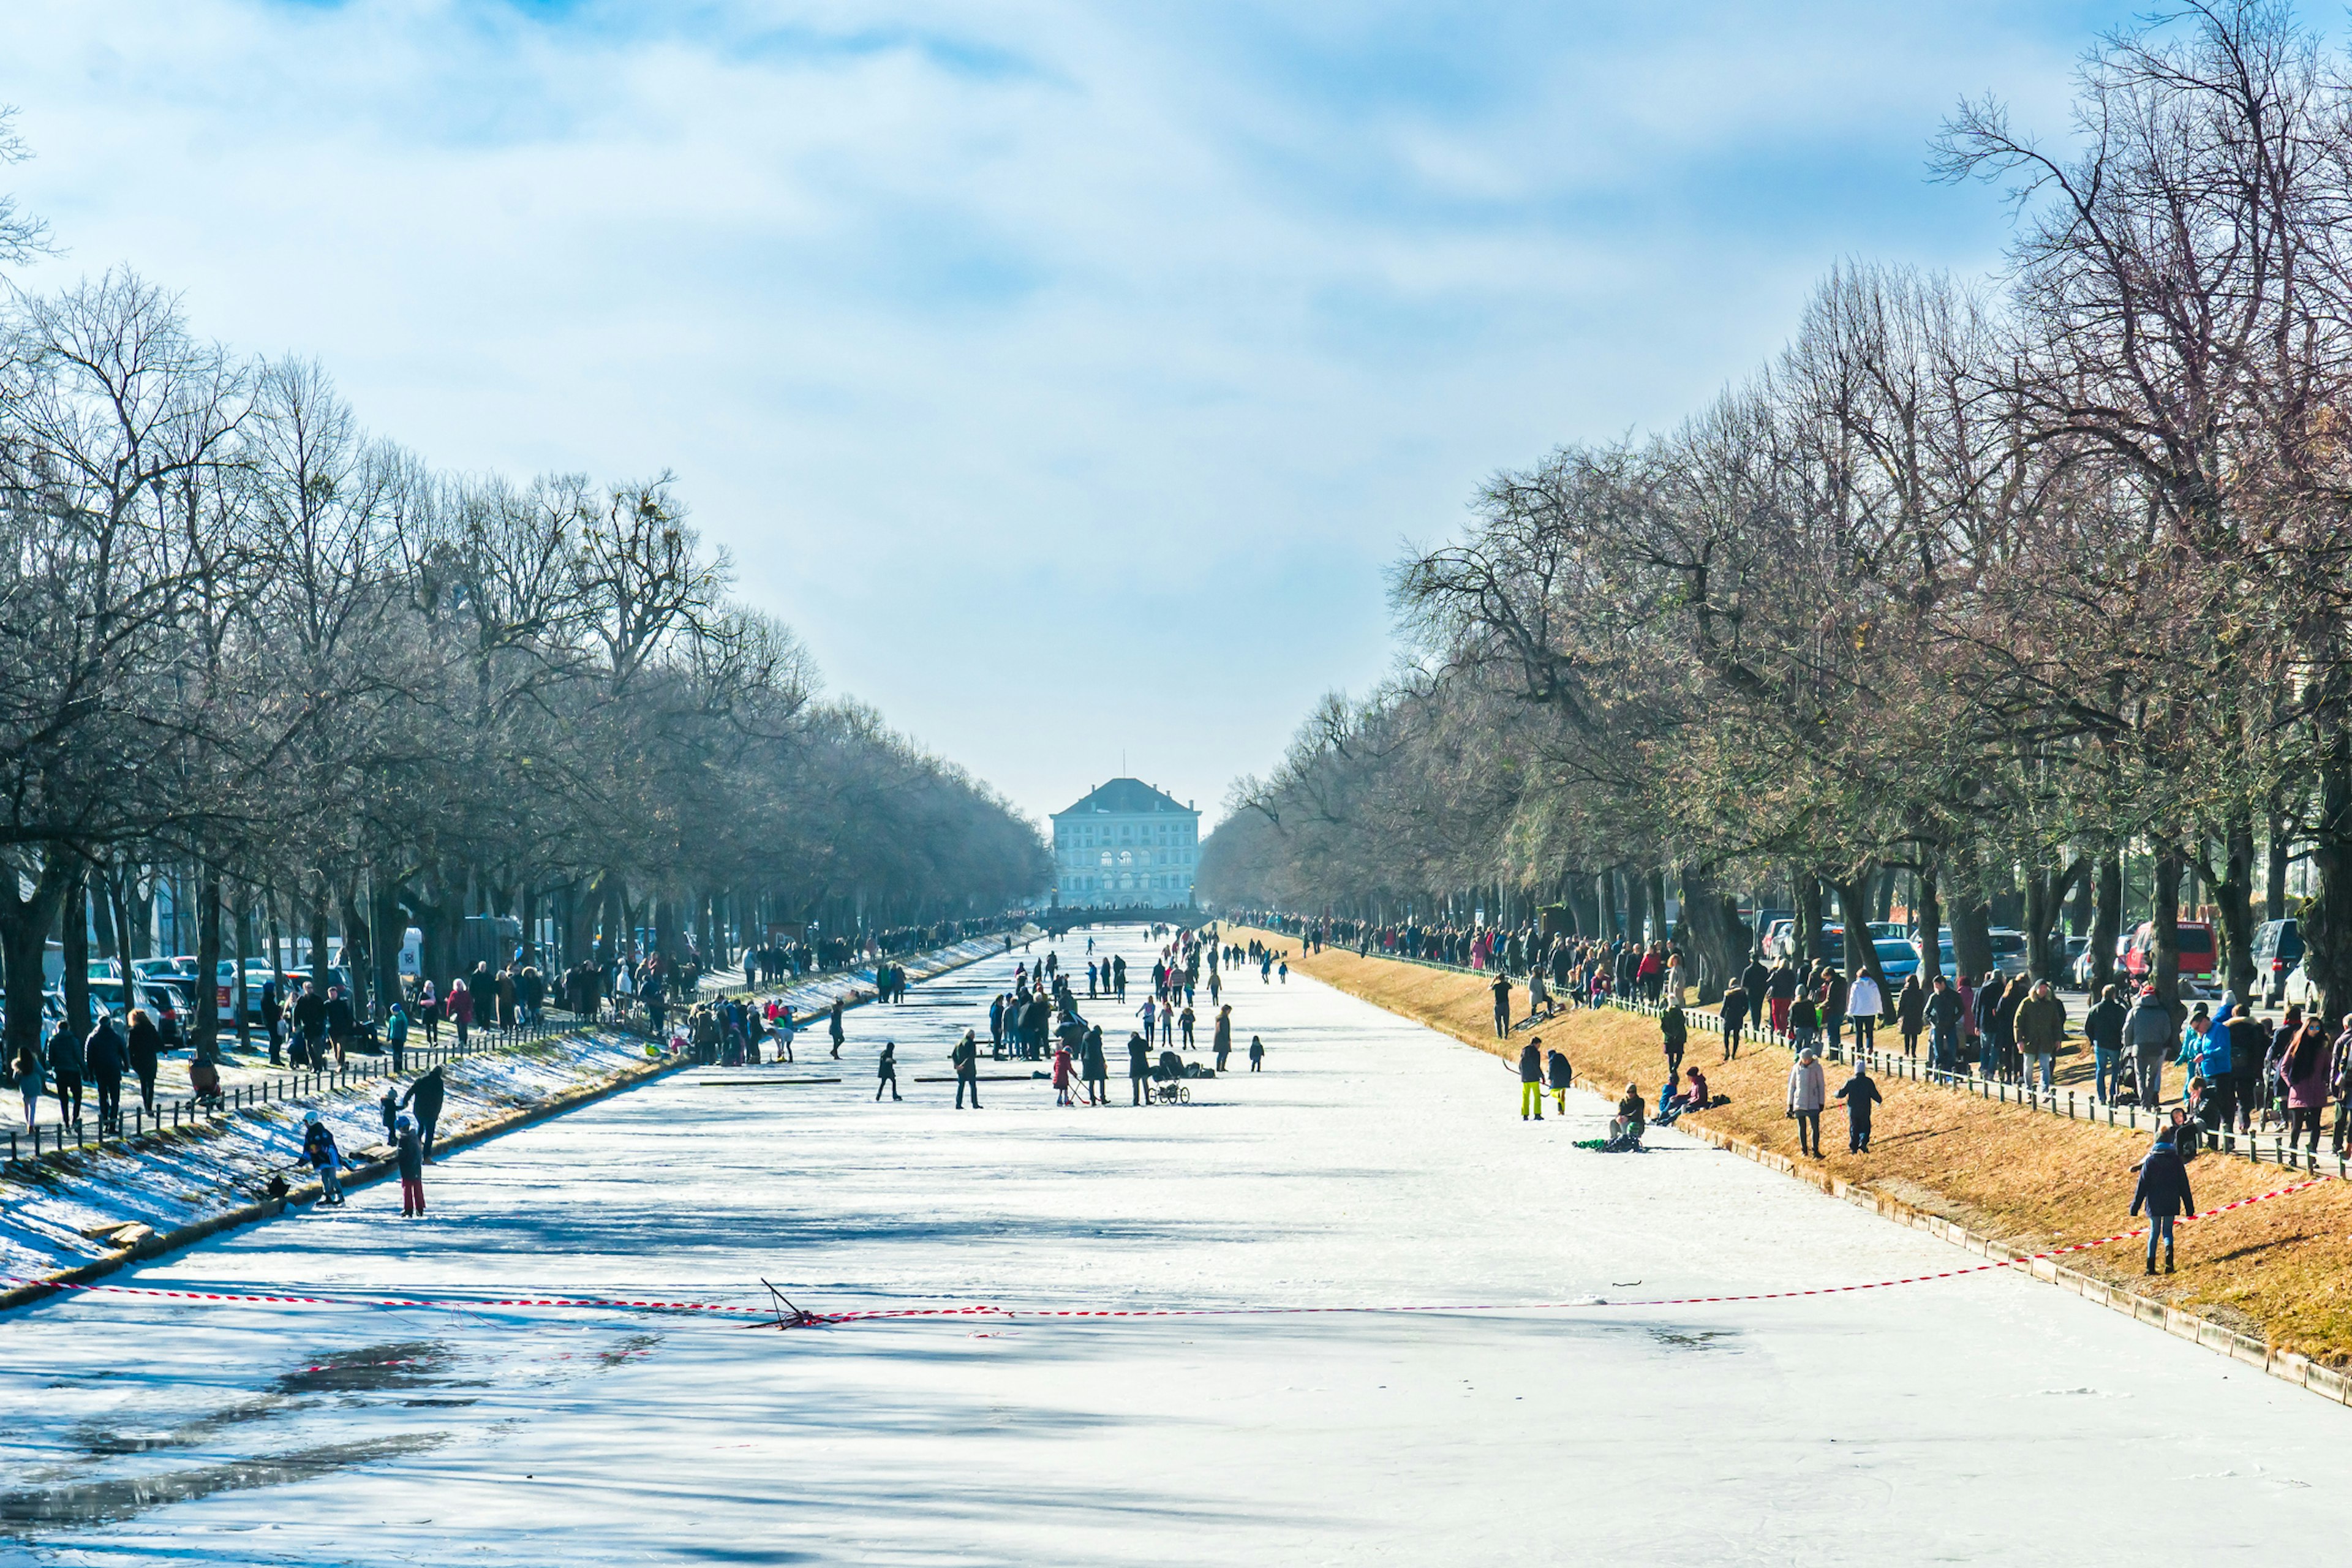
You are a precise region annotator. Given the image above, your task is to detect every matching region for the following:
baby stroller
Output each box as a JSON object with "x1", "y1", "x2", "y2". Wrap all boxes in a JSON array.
[
  {"x1": 188, "y1": 1050, "x2": 225, "y2": 1110},
  {"x1": 1151, "y1": 1049, "x2": 1191, "y2": 1104}
]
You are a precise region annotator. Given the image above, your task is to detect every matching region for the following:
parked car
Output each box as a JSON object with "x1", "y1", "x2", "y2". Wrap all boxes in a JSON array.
[
  {"x1": 1985, "y1": 929, "x2": 2031, "y2": 977},
  {"x1": 213, "y1": 959, "x2": 282, "y2": 1025},
  {"x1": 1871, "y1": 937, "x2": 1921, "y2": 985},
  {"x1": 44, "y1": 979, "x2": 188, "y2": 1046},
  {"x1": 2285, "y1": 960, "x2": 2319, "y2": 1012},
  {"x1": 1867, "y1": 921, "x2": 1907, "y2": 940},
  {"x1": 2122, "y1": 920, "x2": 2217, "y2": 991},
  {"x1": 2252, "y1": 918, "x2": 2304, "y2": 1006}
]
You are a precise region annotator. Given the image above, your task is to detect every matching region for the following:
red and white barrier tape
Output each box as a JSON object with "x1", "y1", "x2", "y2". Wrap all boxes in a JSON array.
[{"x1": 7, "y1": 1177, "x2": 2324, "y2": 1327}]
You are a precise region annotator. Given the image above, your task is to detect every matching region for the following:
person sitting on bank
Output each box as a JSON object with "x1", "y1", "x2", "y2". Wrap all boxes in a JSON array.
[{"x1": 1608, "y1": 1081, "x2": 1646, "y2": 1149}]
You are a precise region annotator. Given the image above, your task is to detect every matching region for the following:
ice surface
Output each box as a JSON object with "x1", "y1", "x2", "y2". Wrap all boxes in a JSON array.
[{"x1": 1, "y1": 924, "x2": 2346, "y2": 1566}]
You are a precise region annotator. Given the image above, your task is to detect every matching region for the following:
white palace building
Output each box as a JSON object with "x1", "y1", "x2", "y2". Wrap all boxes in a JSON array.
[{"x1": 1050, "y1": 778, "x2": 1201, "y2": 908}]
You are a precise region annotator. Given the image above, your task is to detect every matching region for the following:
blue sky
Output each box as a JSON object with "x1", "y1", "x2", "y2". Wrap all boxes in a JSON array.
[{"x1": 2, "y1": 0, "x2": 2145, "y2": 825}]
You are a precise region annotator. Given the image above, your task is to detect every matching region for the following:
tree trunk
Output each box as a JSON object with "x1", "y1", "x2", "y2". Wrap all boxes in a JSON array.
[
  {"x1": 307, "y1": 893, "x2": 331, "y2": 992},
  {"x1": 1915, "y1": 859, "x2": 1943, "y2": 984},
  {"x1": 1795, "y1": 870, "x2": 1825, "y2": 968},
  {"x1": 1830, "y1": 869, "x2": 1890, "y2": 997},
  {"x1": 372, "y1": 871, "x2": 405, "y2": 1017},
  {"x1": 2307, "y1": 719, "x2": 2352, "y2": 1023},
  {"x1": 1623, "y1": 866, "x2": 1648, "y2": 946},
  {"x1": 1949, "y1": 881, "x2": 1994, "y2": 984},
  {"x1": 2091, "y1": 846, "x2": 2124, "y2": 997},
  {"x1": 2208, "y1": 815, "x2": 2257, "y2": 1001},
  {"x1": 2154, "y1": 844, "x2": 2185, "y2": 1024},
  {"x1": 2266, "y1": 809, "x2": 2291, "y2": 922},
  {"x1": 1678, "y1": 861, "x2": 1741, "y2": 1003},
  {"x1": 192, "y1": 870, "x2": 222, "y2": 1057},
  {"x1": 63, "y1": 866, "x2": 91, "y2": 1038},
  {"x1": 0, "y1": 856, "x2": 73, "y2": 1068},
  {"x1": 233, "y1": 889, "x2": 252, "y2": 1052},
  {"x1": 2022, "y1": 854, "x2": 2084, "y2": 983}
]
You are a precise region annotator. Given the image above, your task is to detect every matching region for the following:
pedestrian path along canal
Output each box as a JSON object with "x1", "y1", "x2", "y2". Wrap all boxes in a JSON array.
[{"x1": 2, "y1": 924, "x2": 2348, "y2": 1564}]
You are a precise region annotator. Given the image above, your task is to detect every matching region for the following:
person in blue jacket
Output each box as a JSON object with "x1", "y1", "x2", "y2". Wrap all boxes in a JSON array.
[
  {"x1": 302, "y1": 1109, "x2": 347, "y2": 1207},
  {"x1": 2130, "y1": 1135, "x2": 2196, "y2": 1275}
]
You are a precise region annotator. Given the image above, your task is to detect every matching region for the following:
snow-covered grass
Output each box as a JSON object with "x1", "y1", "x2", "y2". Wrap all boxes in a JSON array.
[{"x1": 3, "y1": 924, "x2": 2350, "y2": 1565}]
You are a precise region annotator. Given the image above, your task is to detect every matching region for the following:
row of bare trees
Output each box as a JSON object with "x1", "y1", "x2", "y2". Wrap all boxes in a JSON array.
[
  {"x1": 0, "y1": 143, "x2": 1046, "y2": 1063},
  {"x1": 1203, "y1": 2, "x2": 2352, "y2": 1017}
]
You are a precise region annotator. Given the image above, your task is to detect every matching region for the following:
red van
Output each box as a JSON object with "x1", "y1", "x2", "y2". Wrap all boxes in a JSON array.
[{"x1": 2122, "y1": 921, "x2": 2215, "y2": 989}]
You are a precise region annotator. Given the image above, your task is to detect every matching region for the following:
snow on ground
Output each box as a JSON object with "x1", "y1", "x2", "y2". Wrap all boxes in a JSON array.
[
  {"x1": 0, "y1": 935, "x2": 1014, "y2": 1284},
  {"x1": 0, "y1": 923, "x2": 2347, "y2": 1566}
]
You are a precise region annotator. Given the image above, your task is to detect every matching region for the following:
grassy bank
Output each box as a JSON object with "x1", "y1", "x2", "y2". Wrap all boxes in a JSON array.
[{"x1": 1230, "y1": 926, "x2": 2352, "y2": 1366}]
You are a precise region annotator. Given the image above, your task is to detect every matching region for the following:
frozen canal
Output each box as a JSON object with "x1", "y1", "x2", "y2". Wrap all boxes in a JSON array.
[{"x1": 2, "y1": 923, "x2": 2348, "y2": 1566}]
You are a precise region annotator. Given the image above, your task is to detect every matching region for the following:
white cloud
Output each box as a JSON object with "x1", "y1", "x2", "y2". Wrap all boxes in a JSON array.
[{"x1": 1, "y1": 0, "x2": 2125, "y2": 823}]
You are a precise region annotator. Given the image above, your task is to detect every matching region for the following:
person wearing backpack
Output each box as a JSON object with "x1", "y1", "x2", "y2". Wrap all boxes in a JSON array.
[{"x1": 385, "y1": 1002, "x2": 410, "y2": 1074}]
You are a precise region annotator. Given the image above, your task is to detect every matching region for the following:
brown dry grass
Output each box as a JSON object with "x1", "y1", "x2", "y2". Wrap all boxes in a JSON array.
[{"x1": 1232, "y1": 926, "x2": 2352, "y2": 1362}]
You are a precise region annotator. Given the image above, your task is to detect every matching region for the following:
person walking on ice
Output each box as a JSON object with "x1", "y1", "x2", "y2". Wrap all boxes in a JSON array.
[
  {"x1": 1518, "y1": 1039, "x2": 1544, "y2": 1120},
  {"x1": 1128, "y1": 1031, "x2": 1152, "y2": 1105},
  {"x1": 1787, "y1": 1047, "x2": 1826, "y2": 1158},
  {"x1": 1836, "y1": 1061, "x2": 1883, "y2": 1153},
  {"x1": 1213, "y1": 1005, "x2": 1232, "y2": 1071},
  {"x1": 399, "y1": 1065, "x2": 446, "y2": 1163},
  {"x1": 395, "y1": 1114, "x2": 427, "y2": 1216},
  {"x1": 952, "y1": 1030, "x2": 980, "y2": 1108},
  {"x1": 1083, "y1": 1025, "x2": 1109, "y2": 1104},
  {"x1": 1248, "y1": 1034, "x2": 1264, "y2": 1071},
  {"x1": 2131, "y1": 1133, "x2": 2196, "y2": 1274},
  {"x1": 876, "y1": 1040, "x2": 900, "y2": 1101},
  {"x1": 829, "y1": 998, "x2": 846, "y2": 1061}
]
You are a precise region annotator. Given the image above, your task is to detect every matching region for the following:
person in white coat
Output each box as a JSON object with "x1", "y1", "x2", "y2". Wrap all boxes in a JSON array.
[
  {"x1": 1787, "y1": 1048, "x2": 1828, "y2": 1158},
  {"x1": 1847, "y1": 970, "x2": 1884, "y2": 1053}
]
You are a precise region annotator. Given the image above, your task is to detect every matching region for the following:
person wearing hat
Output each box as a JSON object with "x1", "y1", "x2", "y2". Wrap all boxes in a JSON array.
[
  {"x1": 1787, "y1": 1047, "x2": 1828, "y2": 1158},
  {"x1": 396, "y1": 1113, "x2": 427, "y2": 1216},
  {"x1": 1607, "y1": 1080, "x2": 1646, "y2": 1148},
  {"x1": 301, "y1": 1110, "x2": 347, "y2": 1207}
]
